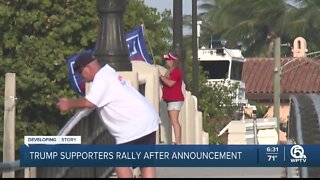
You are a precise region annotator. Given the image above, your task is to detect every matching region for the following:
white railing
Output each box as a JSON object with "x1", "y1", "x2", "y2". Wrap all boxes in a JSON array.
[
  {"x1": 1, "y1": 62, "x2": 209, "y2": 178},
  {"x1": 130, "y1": 61, "x2": 209, "y2": 145}
]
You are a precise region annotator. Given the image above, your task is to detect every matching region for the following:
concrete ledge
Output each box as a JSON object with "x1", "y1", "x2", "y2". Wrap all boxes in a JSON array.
[
  {"x1": 228, "y1": 121, "x2": 246, "y2": 133},
  {"x1": 257, "y1": 129, "x2": 278, "y2": 144},
  {"x1": 228, "y1": 134, "x2": 246, "y2": 144}
]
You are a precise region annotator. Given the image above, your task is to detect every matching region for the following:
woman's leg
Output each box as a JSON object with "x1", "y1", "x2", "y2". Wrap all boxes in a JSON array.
[{"x1": 168, "y1": 110, "x2": 181, "y2": 144}]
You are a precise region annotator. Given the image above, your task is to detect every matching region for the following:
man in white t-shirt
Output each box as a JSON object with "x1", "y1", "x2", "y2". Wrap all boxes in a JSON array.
[{"x1": 57, "y1": 53, "x2": 160, "y2": 178}]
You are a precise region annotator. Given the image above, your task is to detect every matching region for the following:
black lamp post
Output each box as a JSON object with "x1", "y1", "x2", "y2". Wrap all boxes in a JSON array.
[{"x1": 94, "y1": 0, "x2": 132, "y2": 71}]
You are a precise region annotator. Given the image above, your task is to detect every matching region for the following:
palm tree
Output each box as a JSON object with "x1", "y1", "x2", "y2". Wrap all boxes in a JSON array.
[
  {"x1": 198, "y1": 0, "x2": 290, "y2": 57},
  {"x1": 280, "y1": 0, "x2": 320, "y2": 55}
]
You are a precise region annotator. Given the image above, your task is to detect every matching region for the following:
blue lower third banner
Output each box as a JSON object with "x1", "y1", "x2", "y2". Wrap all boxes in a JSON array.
[{"x1": 19, "y1": 144, "x2": 320, "y2": 167}]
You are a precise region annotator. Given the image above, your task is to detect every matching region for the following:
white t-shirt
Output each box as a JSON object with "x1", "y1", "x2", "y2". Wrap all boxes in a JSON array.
[{"x1": 85, "y1": 65, "x2": 160, "y2": 144}]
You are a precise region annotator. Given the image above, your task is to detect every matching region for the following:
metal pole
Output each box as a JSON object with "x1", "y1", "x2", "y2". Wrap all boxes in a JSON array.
[
  {"x1": 274, "y1": 37, "x2": 281, "y2": 143},
  {"x1": 173, "y1": 0, "x2": 182, "y2": 47},
  {"x1": 192, "y1": 0, "x2": 198, "y2": 98},
  {"x1": 94, "y1": 0, "x2": 132, "y2": 71},
  {"x1": 173, "y1": 0, "x2": 186, "y2": 85},
  {"x1": 3, "y1": 73, "x2": 16, "y2": 178},
  {"x1": 253, "y1": 111, "x2": 258, "y2": 144}
]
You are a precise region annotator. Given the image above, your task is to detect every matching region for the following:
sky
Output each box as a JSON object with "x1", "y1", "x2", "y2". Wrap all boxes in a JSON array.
[
  {"x1": 143, "y1": 0, "x2": 192, "y2": 15},
  {"x1": 143, "y1": 0, "x2": 194, "y2": 34}
]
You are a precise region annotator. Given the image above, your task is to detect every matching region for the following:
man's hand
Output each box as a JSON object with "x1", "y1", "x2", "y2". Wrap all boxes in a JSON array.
[
  {"x1": 56, "y1": 98, "x2": 71, "y2": 112},
  {"x1": 56, "y1": 97, "x2": 96, "y2": 112}
]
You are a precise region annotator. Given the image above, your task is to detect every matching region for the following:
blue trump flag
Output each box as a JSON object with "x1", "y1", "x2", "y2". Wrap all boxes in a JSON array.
[
  {"x1": 125, "y1": 24, "x2": 153, "y2": 64},
  {"x1": 67, "y1": 25, "x2": 152, "y2": 96},
  {"x1": 67, "y1": 49, "x2": 93, "y2": 96}
]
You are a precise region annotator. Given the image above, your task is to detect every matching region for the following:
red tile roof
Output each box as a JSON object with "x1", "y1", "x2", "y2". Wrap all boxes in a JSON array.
[{"x1": 242, "y1": 57, "x2": 320, "y2": 100}]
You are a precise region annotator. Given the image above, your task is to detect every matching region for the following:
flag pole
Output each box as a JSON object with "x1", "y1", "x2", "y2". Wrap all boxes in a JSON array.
[{"x1": 141, "y1": 24, "x2": 156, "y2": 65}]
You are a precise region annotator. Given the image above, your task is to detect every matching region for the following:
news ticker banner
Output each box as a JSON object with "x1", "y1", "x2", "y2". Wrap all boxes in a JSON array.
[{"x1": 20, "y1": 138, "x2": 320, "y2": 167}]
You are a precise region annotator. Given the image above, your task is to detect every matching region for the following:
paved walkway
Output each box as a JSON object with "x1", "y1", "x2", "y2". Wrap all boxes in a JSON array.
[{"x1": 156, "y1": 167, "x2": 286, "y2": 178}]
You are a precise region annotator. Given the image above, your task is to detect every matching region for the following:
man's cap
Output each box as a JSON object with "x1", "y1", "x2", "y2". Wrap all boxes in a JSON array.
[{"x1": 74, "y1": 53, "x2": 96, "y2": 72}]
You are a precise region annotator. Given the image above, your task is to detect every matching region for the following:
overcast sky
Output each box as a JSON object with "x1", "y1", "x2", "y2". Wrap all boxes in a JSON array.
[
  {"x1": 143, "y1": 0, "x2": 192, "y2": 15},
  {"x1": 143, "y1": 0, "x2": 194, "y2": 34}
]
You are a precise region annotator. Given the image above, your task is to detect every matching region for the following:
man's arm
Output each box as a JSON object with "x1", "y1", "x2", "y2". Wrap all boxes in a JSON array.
[{"x1": 57, "y1": 97, "x2": 96, "y2": 112}]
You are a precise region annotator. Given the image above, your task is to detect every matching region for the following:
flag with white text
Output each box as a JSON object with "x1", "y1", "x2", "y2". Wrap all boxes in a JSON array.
[
  {"x1": 126, "y1": 25, "x2": 153, "y2": 64},
  {"x1": 67, "y1": 25, "x2": 152, "y2": 95}
]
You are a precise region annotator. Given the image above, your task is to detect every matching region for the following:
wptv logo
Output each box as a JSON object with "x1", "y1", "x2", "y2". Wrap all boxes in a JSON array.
[{"x1": 290, "y1": 145, "x2": 307, "y2": 163}]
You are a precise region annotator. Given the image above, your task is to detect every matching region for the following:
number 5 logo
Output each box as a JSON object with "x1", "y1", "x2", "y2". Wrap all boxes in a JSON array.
[{"x1": 290, "y1": 145, "x2": 306, "y2": 159}]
